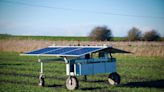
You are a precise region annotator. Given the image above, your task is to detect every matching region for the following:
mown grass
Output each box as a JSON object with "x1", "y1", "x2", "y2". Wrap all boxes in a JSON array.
[{"x1": 0, "y1": 52, "x2": 164, "y2": 92}]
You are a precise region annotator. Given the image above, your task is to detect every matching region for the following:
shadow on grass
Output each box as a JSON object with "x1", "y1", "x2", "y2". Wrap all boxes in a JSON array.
[
  {"x1": 0, "y1": 80, "x2": 37, "y2": 86},
  {"x1": 85, "y1": 80, "x2": 105, "y2": 83},
  {"x1": 47, "y1": 84, "x2": 63, "y2": 88},
  {"x1": 0, "y1": 72, "x2": 37, "y2": 78},
  {"x1": 80, "y1": 87, "x2": 105, "y2": 91},
  {"x1": 80, "y1": 87, "x2": 117, "y2": 92},
  {"x1": 0, "y1": 80, "x2": 64, "y2": 88},
  {"x1": 0, "y1": 72, "x2": 67, "y2": 80},
  {"x1": 0, "y1": 63, "x2": 22, "y2": 66},
  {"x1": 120, "y1": 79, "x2": 164, "y2": 88}
]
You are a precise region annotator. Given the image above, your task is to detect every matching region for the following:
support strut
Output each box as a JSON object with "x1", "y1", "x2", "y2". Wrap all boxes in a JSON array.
[{"x1": 38, "y1": 59, "x2": 45, "y2": 86}]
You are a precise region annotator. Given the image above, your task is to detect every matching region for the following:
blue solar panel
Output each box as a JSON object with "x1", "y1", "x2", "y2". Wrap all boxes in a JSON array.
[
  {"x1": 25, "y1": 47, "x2": 59, "y2": 54},
  {"x1": 63, "y1": 47, "x2": 101, "y2": 55},
  {"x1": 23, "y1": 46, "x2": 105, "y2": 56},
  {"x1": 45, "y1": 47, "x2": 78, "y2": 54}
]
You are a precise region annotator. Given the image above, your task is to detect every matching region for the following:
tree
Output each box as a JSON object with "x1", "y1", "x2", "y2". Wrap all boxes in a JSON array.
[
  {"x1": 143, "y1": 30, "x2": 160, "y2": 41},
  {"x1": 89, "y1": 26, "x2": 112, "y2": 41},
  {"x1": 128, "y1": 27, "x2": 141, "y2": 41}
]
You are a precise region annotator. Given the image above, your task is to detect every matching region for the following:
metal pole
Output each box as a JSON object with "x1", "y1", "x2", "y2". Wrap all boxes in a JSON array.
[
  {"x1": 38, "y1": 58, "x2": 45, "y2": 86},
  {"x1": 41, "y1": 62, "x2": 43, "y2": 74},
  {"x1": 38, "y1": 59, "x2": 43, "y2": 74}
]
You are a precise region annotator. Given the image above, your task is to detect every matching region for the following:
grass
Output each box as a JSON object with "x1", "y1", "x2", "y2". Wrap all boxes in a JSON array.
[
  {"x1": 0, "y1": 34, "x2": 131, "y2": 41},
  {"x1": 1, "y1": 34, "x2": 164, "y2": 41},
  {"x1": 111, "y1": 37, "x2": 128, "y2": 41},
  {"x1": 0, "y1": 35, "x2": 91, "y2": 41},
  {"x1": 0, "y1": 52, "x2": 163, "y2": 92}
]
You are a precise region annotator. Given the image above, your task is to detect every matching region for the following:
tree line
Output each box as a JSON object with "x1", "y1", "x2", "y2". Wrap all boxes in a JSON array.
[{"x1": 89, "y1": 26, "x2": 161, "y2": 41}]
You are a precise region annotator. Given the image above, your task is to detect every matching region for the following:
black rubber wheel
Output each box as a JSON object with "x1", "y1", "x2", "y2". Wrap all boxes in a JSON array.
[
  {"x1": 38, "y1": 74, "x2": 45, "y2": 86},
  {"x1": 108, "y1": 72, "x2": 120, "y2": 85},
  {"x1": 66, "y1": 76, "x2": 79, "y2": 90}
]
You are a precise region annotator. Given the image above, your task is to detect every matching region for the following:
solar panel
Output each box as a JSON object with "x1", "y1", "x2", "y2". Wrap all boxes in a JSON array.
[
  {"x1": 63, "y1": 47, "x2": 101, "y2": 56},
  {"x1": 45, "y1": 47, "x2": 78, "y2": 54},
  {"x1": 22, "y1": 46, "x2": 105, "y2": 57},
  {"x1": 21, "y1": 45, "x2": 130, "y2": 57},
  {"x1": 25, "y1": 47, "x2": 58, "y2": 54}
]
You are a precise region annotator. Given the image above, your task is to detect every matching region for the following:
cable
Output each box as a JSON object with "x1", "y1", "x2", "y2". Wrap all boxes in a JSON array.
[{"x1": 1, "y1": 0, "x2": 164, "y2": 19}]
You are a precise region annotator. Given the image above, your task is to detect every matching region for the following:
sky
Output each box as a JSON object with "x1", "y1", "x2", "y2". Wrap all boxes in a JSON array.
[{"x1": 0, "y1": 0, "x2": 164, "y2": 37}]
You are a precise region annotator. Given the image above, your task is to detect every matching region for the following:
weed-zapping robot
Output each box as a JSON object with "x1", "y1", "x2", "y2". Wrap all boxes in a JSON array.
[{"x1": 21, "y1": 45, "x2": 129, "y2": 90}]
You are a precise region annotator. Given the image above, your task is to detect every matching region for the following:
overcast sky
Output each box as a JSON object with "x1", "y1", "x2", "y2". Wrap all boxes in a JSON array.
[{"x1": 0, "y1": 0, "x2": 164, "y2": 37}]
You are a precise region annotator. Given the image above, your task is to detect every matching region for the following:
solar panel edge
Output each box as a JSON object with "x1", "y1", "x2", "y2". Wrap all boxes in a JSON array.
[
  {"x1": 20, "y1": 53, "x2": 40, "y2": 56},
  {"x1": 21, "y1": 53, "x2": 81, "y2": 57},
  {"x1": 48, "y1": 45, "x2": 106, "y2": 48}
]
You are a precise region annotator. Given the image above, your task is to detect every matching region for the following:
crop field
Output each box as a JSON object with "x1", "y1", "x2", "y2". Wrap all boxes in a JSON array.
[
  {"x1": 0, "y1": 51, "x2": 163, "y2": 92},
  {"x1": 1, "y1": 39, "x2": 164, "y2": 57}
]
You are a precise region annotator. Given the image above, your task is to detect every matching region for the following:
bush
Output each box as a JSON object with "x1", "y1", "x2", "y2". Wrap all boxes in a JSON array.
[
  {"x1": 89, "y1": 26, "x2": 112, "y2": 41},
  {"x1": 128, "y1": 27, "x2": 141, "y2": 41},
  {"x1": 143, "y1": 30, "x2": 160, "y2": 41}
]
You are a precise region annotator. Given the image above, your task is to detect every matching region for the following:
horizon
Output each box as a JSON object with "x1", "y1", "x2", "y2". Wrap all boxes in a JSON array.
[
  {"x1": 0, "y1": 0, "x2": 164, "y2": 37},
  {"x1": 1, "y1": 33, "x2": 164, "y2": 38}
]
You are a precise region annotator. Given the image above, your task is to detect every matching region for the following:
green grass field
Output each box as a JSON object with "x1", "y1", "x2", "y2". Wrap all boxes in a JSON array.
[
  {"x1": 1, "y1": 34, "x2": 164, "y2": 41},
  {"x1": 0, "y1": 35, "x2": 90, "y2": 41},
  {"x1": 0, "y1": 34, "x2": 130, "y2": 41},
  {"x1": 0, "y1": 52, "x2": 163, "y2": 92}
]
